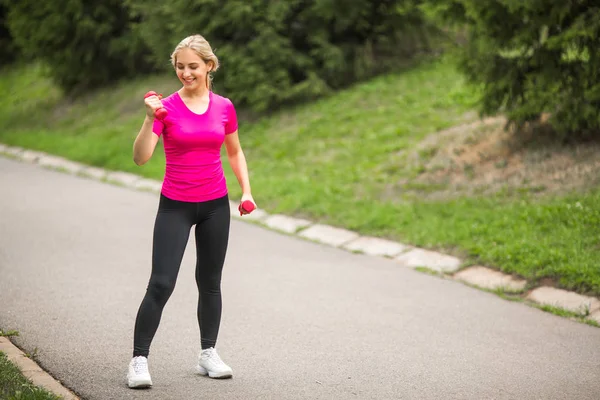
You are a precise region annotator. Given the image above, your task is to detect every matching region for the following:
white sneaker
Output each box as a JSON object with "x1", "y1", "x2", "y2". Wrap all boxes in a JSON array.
[
  {"x1": 127, "y1": 356, "x2": 153, "y2": 388},
  {"x1": 196, "y1": 347, "x2": 233, "y2": 379}
]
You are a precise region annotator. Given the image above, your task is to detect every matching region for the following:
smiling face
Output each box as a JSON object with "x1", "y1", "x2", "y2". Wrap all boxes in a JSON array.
[{"x1": 175, "y1": 47, "x2": 213, "y2": 91}]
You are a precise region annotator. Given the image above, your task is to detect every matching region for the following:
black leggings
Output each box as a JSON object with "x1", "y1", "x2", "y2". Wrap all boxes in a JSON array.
[{"x1": 133, "y1": 193, "x2": 230, "y2": 358}]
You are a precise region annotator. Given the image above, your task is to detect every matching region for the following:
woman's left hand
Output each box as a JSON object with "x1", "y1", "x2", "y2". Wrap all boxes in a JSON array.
[{"x1": 239, "y1": 193, "x2": 257, "y2": 215}]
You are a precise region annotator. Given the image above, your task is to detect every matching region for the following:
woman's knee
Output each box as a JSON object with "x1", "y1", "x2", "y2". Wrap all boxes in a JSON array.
[{"x1": 147, "y1": 276, "x2": 176, "y2": 304}]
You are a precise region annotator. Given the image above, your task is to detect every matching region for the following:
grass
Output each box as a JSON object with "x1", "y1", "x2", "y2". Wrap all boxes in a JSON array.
[
  {"x1": 2, "y1": 56, "x2": 600, "y2": 297},
  {"x1": 0, "y1": 352, "x2": 61, "y2": 400},
  {"x1": 414, "y1": 267, "x2": 444, "y2": 277},
  {"x1": 534, "y1": 304, "x2": 599, "y2": 328},
  {"x1": 492, "y1": 289, "x2": 599, "y2": 328}
]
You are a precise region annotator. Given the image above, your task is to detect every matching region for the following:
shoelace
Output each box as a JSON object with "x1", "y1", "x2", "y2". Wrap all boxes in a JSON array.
[
  {"x1": 202, "y1": 349, "x2": 225, "y2": 367},
  {"x1": 133, "y1": 358, "x2": 149, "y2": 375}
]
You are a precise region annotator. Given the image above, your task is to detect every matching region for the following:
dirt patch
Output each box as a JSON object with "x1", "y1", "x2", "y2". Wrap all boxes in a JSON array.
[{"x1": 389, "y1": 116, "x2": 600, "y2": 200}]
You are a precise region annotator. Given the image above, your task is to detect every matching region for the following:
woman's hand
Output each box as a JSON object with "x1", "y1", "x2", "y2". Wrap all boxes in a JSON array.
[
  {"x1": 239, "y1": 193, "x2": 257, "y2": 215},
  {"x1": 144, "y1": 94, "x2": 163, "y2": 119}
]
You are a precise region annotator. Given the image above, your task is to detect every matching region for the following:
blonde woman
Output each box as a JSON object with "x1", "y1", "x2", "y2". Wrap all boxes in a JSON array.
[{"x1": 128, "y1": 34, "x2": 256, "y2": 388}]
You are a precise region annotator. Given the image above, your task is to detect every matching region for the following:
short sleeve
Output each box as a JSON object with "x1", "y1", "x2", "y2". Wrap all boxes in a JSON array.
[
  {"x1": 152, "y1": 118, "x2": 165, "y2": 137},
  {"x1": 224, "y1": 99, "x2": 238, "y2": 135}
]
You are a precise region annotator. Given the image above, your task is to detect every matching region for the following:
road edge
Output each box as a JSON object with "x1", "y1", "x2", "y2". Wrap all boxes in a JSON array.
[
  {"x1": 0, "y1": 336, "x2": 80, "y2": 400},
  {"x1": 2, "y1": 143, "x2": 599, "y2": 329}
]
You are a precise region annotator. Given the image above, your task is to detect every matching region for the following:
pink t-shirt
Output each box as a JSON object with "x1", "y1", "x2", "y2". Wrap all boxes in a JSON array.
[{"x1": 152, "y1": 91, "x2": 238, "y2": 202}]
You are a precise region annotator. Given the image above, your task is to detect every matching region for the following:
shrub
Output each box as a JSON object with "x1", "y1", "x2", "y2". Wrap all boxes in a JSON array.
[
  {"x1": 425, "y1": 0, "x2": 600, "y2": 138},
  {"x1": 5, "y1": 0, "x2": 156, "y2": 94},
  {"x1": 128, "y1": 0, "x2": 436, "y2": 111},
  {"x1": 0, "y1": 3, "x2": 18, "y2": 65}
]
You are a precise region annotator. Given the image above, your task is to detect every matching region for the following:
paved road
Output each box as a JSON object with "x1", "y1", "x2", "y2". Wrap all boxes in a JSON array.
[{"x1": 1, "y1": 156, "x2": 599, "y2": 400}]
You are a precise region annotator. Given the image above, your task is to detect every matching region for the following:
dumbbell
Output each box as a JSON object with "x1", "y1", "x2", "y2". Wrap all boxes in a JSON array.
[
  {"x1": 238, "y1": 200, "x2": 256, "y2": 216},
  {"x1": 144, "y1": 91, "x2": 168, "y2": 120}
]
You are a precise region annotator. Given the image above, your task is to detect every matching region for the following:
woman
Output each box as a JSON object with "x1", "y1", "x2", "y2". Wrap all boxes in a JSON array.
[{"x1": 127, "y1": 34, "x2": 256, "y2": 388}]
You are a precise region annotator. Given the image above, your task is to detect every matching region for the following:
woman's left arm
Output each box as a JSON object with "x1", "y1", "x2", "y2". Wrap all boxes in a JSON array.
[{"x1": 224, "y1": 131, "x2": 256, "y2": 210}]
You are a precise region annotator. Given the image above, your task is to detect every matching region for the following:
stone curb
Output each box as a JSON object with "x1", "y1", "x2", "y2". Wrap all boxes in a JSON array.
[
  {"x1": 526, "y1": 287, "x2": 600, "y2": 315},
  {"x1": 2, "y1": 144, "x2": 599, "y2": 327},
  {"x1": 588, "y1": 310, "x2": 600, "y2": 324},
  {"x1": 454, "y1": 266, "x2": 527, "y2": 292},
  {"x1": 395, "y1": 248, "x2": 462, "y2": 273},
  {"x1": 37, "y1": 155, "x2": 83, "y2": 175},
  {"x1": 0, "y1": 336, "x2": 79, "y2": 400},
  {"x1": 343, "y1": 236, "x2": 410, "y2": 258},
  {"x1": 264, "y1": 214, "x2": 312, "y2": 234},
  {"x1": 298, "y1": 224, "x2": 360, "y2": 247}
]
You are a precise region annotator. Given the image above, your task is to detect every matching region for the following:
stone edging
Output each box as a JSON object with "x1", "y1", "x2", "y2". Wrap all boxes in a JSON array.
[
  {"x1": 0, "y1": 336, "x2": 79, "y2": 399},
  {"x1": 2, "y1": 143, "x2": 599, "y2": 329}
]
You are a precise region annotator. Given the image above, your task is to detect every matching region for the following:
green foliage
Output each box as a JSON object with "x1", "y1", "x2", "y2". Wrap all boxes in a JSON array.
[
  {"x1": 128, "y1": 0, "x2": 437, "y2": 111},
  {"x1": 4, "y1": 0, "x2": 156, "y2": 94},
  {"x1": 3, "y1": 0, "x2": 438, "y2": 109},
  {"x1": 424, "y1": 0, "x2": 600, "y2": 138},
  {"x1": 0, "y1": 3, "x2": 18, "y2": 65}
]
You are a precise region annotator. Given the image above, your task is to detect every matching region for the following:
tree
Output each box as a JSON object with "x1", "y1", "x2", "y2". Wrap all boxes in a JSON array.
[
  {"x1": 5, "y1": 0, "x2": 155, "y2": 93},
  {"x1": 424, "y1": 0, "x2": 600, "y2": 138},
  {"x1": 0, "y1": 2, "x2": 18, "y2": 66},
  {"x1": 128, "y1": 0, "x2": 436, "y2": 111}
]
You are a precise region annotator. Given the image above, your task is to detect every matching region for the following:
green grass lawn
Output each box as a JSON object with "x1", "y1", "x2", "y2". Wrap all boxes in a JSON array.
[
  {"x1": 0, "y1": 352, "x2": 60, "y2": 400},
  {"x1": 2, "y1": 57, "x2": 600, "y2": 297}
]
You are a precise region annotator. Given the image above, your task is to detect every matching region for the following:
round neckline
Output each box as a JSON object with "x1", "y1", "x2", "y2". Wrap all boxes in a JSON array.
[{"x1": 176, "y1": 90, "x2": 212, "y2": 116}]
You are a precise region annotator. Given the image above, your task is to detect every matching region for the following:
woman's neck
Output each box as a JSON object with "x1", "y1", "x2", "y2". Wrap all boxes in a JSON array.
[{"x1": 180, "y1": 85, "x2": 209, "y2": 99}]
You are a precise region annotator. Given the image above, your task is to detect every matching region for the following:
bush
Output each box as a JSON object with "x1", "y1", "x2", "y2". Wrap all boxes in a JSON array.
[
  {"x1": 4, "y1": 0, "x2": 156, "y2": 94},
  {"x1": 128, "y1": 0, "x2": 437, "y2": 111},
  {"x1": 424, "y1": 1, "x2": 600, "y2": 138},
  {"x1": 0, "y1": 3, "x2": 18, "y2": 66}
]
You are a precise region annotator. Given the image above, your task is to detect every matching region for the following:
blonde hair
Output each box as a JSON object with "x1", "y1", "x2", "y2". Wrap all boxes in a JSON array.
[{"x1": 170, "y1": 35, "x2": 220, "y2": 90}]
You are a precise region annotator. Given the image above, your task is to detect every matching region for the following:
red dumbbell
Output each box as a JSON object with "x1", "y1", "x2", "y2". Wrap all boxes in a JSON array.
[
  {"x1": 238, "y1": 200, "x2": 256, "y2": 216},
  {"x1": 144, "y1": 91, "x2": 168, "y2": 120}
]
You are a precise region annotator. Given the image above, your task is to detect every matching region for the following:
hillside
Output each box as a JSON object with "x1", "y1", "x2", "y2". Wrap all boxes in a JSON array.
[{"x1": 2, "y1": 58, "x2": 600, "y2": 297}]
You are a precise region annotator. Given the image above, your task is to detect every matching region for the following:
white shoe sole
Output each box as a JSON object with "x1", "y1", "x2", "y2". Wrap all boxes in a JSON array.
[
  {"x1": 196, "y1": 365, "x2": 233, "y2": 379},
  {"x1": 128, "y1": 377, "x2": 153, "y2": 388}
]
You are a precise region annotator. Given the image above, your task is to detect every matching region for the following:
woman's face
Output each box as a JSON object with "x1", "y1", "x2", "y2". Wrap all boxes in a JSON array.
[{"x1": 175, "y1": 48, "x2": 212, "y2": 91}]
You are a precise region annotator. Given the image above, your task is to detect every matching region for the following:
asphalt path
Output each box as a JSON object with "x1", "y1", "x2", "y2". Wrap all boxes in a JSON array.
[{"x1": 1, "y1": 156, "x2": 599, "y2": 400}]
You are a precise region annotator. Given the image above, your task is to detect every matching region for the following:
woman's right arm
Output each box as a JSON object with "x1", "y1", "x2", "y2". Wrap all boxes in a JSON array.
[
  {"x1": 133, "y1": 95, "x2": 162, "y2": 166},
  {"x1": 133, "y1": 116, "x2": 160, "y2": 166}
]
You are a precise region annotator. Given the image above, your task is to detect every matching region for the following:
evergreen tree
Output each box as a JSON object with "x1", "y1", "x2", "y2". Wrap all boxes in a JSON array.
[{"x1": 424, "y1": 0, "x2": 600, "y2": 137}]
